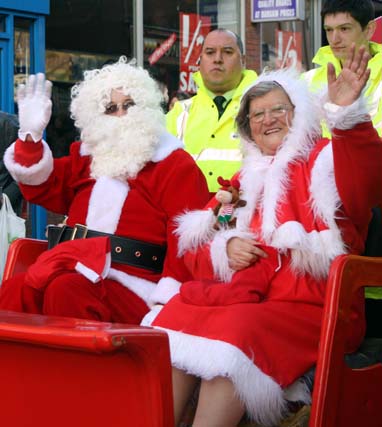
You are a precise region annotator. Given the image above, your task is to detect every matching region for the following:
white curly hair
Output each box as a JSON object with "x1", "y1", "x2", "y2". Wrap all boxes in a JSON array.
[{"x1": 70, "y1": 56, "x2": 164, "y2": 131}]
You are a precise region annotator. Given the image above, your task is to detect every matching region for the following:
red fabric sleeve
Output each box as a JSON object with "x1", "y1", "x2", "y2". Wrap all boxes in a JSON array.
[
  {"x1": 332, "y1": 122, "x2": 382, "y2": 229},
  {"x1": 151, "y1": 150, "x2": 210, "y2": 283},
  {"x1": 14, "y1": 138, "x2": 44, "y2": 166}
]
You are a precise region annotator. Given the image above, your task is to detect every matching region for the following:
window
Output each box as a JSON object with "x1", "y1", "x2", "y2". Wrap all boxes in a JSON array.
[{"x1": 0, "y1": 14, "x2": 6, "y2": 32}]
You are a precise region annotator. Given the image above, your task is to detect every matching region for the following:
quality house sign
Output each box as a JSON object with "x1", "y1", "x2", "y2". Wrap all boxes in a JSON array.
[{"x1": 251, "y1": 0, "x2": 305, "y2": 22}]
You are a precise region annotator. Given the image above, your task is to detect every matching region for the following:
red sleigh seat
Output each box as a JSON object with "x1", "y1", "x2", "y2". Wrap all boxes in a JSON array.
[{"x1": 0, "y1": 239, "x2": 174, "y2": 427}]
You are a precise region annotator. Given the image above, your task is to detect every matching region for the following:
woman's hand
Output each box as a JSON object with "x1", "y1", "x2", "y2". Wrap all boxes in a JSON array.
[
  {"x1": 227, "y1": 237, "x2": 267, "y2": 271},
  {"x1": 327, "y1": 43, "x2": 371, "y2": 107}
]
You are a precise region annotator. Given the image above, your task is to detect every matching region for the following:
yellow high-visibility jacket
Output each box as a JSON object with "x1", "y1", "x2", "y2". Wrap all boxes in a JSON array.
[
  {"x1": 166, "y1": 69, "x2": 258, "y2": 193},
  {"x1": 303, "y1": 42, "x2": 382, "y2": 137},
  {"x1": 304, "y1": 42, "x2": 382, "y2": 300}
]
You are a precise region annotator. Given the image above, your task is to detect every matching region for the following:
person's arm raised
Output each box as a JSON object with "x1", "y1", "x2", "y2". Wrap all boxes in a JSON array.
[
  {"x1": 327, "y1": 43, "x2": 371, "y2": 107},
  {"x1": 15, "y1": 73, "x2": 52, "y2": 166}
]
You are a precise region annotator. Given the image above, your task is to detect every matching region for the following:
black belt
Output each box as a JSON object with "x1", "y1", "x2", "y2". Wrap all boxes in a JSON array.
[{"x1": 47, "y1": 224, "x2": 166, "y2": 273}]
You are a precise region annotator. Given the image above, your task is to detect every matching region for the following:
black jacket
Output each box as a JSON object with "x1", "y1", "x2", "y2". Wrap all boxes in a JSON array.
[{"x1": 0, "y1": 111, "x2": 23, "y2": 214}]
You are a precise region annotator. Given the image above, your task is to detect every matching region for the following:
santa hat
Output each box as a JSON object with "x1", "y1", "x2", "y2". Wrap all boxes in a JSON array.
[{"x1": 26, "y1": 237, "x2": 112, "y2": 289}]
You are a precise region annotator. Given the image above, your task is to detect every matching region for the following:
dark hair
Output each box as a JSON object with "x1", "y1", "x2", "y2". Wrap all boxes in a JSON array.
[
  {"x1": 203, "y1": 28, "x2": 244, "y2": 55},
  {"x1": 321, "y1": 0, "x2": 375, "y2": 29},
  {"x1": 236, "y1": 81, "x2": 290, "y2": 141}
]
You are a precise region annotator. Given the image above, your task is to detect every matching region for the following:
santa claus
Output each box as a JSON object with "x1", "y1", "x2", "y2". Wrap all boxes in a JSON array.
[{"x1": 0, "y1": 57, "x2": 209, "y2": 323}]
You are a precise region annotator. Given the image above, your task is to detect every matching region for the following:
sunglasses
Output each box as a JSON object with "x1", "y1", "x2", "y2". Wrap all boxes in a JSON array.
[{"x1": 104, "y1": 100, "x2": 136, "y2": 115}]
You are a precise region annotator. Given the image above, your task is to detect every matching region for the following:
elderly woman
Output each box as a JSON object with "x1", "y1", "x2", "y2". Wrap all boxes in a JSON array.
[{"x1": 142, "y1": 45, "x2": 382, "y2": 427}]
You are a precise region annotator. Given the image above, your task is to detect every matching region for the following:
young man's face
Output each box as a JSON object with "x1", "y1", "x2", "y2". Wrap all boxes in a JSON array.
[
  {"x1": 324, "y1": 12, "x2": 374, "y2": 63},
  {"x1": 199, "y1": 30, "x2": 244, "y2": 95}
]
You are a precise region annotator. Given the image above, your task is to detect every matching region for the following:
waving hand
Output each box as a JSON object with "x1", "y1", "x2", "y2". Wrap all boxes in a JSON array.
[{"x1": 327, "y1": 44, "x2": 371, "y2": 107}]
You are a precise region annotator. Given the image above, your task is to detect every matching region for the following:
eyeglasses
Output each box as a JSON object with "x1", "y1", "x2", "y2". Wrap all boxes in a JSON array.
[
  {"x1": 104, "y1": 100, "x2": 136, "y2": 115},
  {"x1": 248, "y1": 104, "x2": 294, "y2": 123}
]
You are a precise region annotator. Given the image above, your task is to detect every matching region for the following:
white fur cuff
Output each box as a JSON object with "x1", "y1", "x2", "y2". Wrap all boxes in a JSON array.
[
  {"x1": 175, "y1": 209, "x2": 216, "y2": 256},
  {"x1": 324, "y1": 96, "x2": 370, "y2": 131},
  {"x1": 4, "y1": 140, "x2": 54, "y2": 185},
  {"x1": 210, "y1": 229, "x2": 251, "y2": 282},
  {"x1": 148, "y1": 276, "x2": 181, "y2": 307}
]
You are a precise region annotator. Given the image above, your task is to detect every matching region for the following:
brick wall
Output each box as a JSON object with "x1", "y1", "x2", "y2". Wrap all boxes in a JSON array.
[{"x1": 245, "y1": 0, "x2": 261, "y2": 73}]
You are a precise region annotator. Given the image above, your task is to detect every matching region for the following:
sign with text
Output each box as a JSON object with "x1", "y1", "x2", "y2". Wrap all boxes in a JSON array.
[
  {"x1": 275, "y1": 30, "x2": 302, "y2": 71},
  {"x1": 148, "y1": 33, "x2": 177, "y2": 65},
  {"x1": 179, "y1": 12, "x2": 211, "y2": 93},
  {"x1": 251, "y1": 0, "x2": 305, "y2": 22}
]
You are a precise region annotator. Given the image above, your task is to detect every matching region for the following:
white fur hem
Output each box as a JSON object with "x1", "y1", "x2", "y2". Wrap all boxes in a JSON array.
[
  {"x1": 107, "y1": 268, "x2": 156, "y2": 305},
  {"x1": 175, "y1": 209, "x2": 216, "y2": 256},
  {"x1": 141, "y1": 304, "x2": 163, "y2": 326},
  {"x1": 324, "y1": 96, "x2": 370, "y2": 131},
  {"x1": 210, "y1": 229, "x2": 253, "y2": 282},
  {"x1": 74, "y1": 253, "x2": 111, "y2": 283},
  {"x1": 4, "y1": 140, "x2": 53, "y2": 185},
  {"x1": 148, "y1": 276, "x2": 181, "y2": 306},
  {"x1": 153, "y1": 327, "x2": 305, "y2": 426}
]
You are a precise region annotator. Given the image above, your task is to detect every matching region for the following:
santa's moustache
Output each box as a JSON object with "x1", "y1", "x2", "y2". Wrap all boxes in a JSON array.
[{"x1": 80, "y1": 107, "x2": 165, "y2": 180}]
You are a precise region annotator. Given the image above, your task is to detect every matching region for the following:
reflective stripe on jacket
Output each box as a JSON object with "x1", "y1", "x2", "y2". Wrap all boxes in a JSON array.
[{"x1": 166, "y1": 69, "x2": 258, "y2": 192}]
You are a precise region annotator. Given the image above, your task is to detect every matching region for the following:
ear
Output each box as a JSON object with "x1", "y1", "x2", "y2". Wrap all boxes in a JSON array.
[
  {"x1": 241, "y1": 54, "x2": 246, "y2": 68},
  {"x1": 365, "y1": 19, "x2": 376, "y2": 41}
]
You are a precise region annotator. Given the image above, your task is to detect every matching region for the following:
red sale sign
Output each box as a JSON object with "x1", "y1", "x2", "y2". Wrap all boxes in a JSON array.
[
  {"x1": 148, "y1": 33, "x2": 177, "y2": 65},
  {"x1": 179, "y1": 12, "x2": 211, "y2": 93},
  {"x1": 275, "y1": 30, "x2": 302, "y2": 71},
  {"x1": 371, "y1": 16, "x2": 381, "y2": 43}
]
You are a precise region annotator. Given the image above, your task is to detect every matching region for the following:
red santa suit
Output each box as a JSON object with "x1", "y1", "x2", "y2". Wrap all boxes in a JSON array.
[
  {"x1": 1, "y1": 132, "x2": 210, "y2": 323},
  {"x1": 142, "y1": 70, "x2": 382, "y2": 426}
]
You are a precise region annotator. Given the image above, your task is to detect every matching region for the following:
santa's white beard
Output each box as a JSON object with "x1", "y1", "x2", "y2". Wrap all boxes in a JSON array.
[{"x1": 80, "y1": 107, "x2": 165, "y2": 180}]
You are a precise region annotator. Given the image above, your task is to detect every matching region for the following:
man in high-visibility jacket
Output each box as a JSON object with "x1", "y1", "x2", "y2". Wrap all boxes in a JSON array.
[
  {"x1": 303, "y1": 0, "x2": 382, "y2": 137},
  {"x1": 167, "y1": 29, "x2": 258, "y2": 194},
  {"x1": 304, "y1": 0, "x2": 382, "y2": 337}
]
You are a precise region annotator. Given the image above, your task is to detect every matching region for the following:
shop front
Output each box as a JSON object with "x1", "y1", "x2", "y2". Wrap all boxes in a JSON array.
[{"x1": 1, "y1": 0, "x2": 381, "y2": 237}]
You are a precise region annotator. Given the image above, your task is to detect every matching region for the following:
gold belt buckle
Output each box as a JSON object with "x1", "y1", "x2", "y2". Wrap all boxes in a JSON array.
[{"x1": 70, "y1": 224, "x2": 88, "y2": 240}]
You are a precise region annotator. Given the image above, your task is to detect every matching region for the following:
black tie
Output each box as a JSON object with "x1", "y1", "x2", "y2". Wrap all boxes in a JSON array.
[{"x1": 214, "y1": 96, "x2": 226, "y2": 119}]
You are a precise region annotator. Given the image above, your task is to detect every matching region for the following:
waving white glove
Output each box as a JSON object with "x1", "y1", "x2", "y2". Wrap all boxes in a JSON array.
[{"x1": 17, "y1": 73, "x2": 53, "y2": 142}]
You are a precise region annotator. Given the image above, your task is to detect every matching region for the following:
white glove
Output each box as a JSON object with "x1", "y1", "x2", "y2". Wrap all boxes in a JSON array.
[{"x1": 17, "y1": 73, "x2": 53, "y2": 142}]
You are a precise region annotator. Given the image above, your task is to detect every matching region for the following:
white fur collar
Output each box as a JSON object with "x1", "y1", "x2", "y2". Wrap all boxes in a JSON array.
[
  {"x1": 86, "y1": 176, "x2": 129, "y2": 233},
  {"x1": 151, "y1": 131, "x2": 184, "y2": 162}
]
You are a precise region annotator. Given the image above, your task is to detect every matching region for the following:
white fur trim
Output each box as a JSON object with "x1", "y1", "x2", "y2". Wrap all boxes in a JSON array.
[
  {"x1": 151, "y1": 131, "x2": 184, "y2": 162},
  {"x1": 284, "y1": 377, "x2": 312, "y2": 404},
  {"x1": 272, "y1": 223, "x2": 345, "y2": 279},
  {"x1": 141, "y1": 304, "x2": 164, "y2": 326},
  {"x1": 74, "y1": 252, "x2": 111, "y2": 283},
  {"x1": 324, "y1": 96, "x2": 370, "y2": 131},
  {"x1": 155, "y1": 327, "x2": 290, "y2": 426},
  {"x1": 210, "y1": 229, "x2": 254, "y2": 282},
  {"x1": 310, "y1": 144, "x2": 340, "y2": 223},
  {"x1": 236, "y1": 148, "x2": 271, "y2": 232},
  {"x1": 86, "y1": 177, "x2": 129, "y2": 233},
  {"x1": 107, "y1": 268, "x2": 156, "y2": 306},
  {"x1": 148, "y1": 276, "x2": 181, "y2": 306},
  {"x1": 175, "y1": 209, "x2": 217, "y2": 256},
  {"x1": 4, "y1": 140, "x2": 53, "y2": 185}
]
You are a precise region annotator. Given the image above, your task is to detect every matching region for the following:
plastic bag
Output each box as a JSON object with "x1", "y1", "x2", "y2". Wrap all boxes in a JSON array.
[{"x1": 0, "y1": 193, "x2": 26, "y2": 282}]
